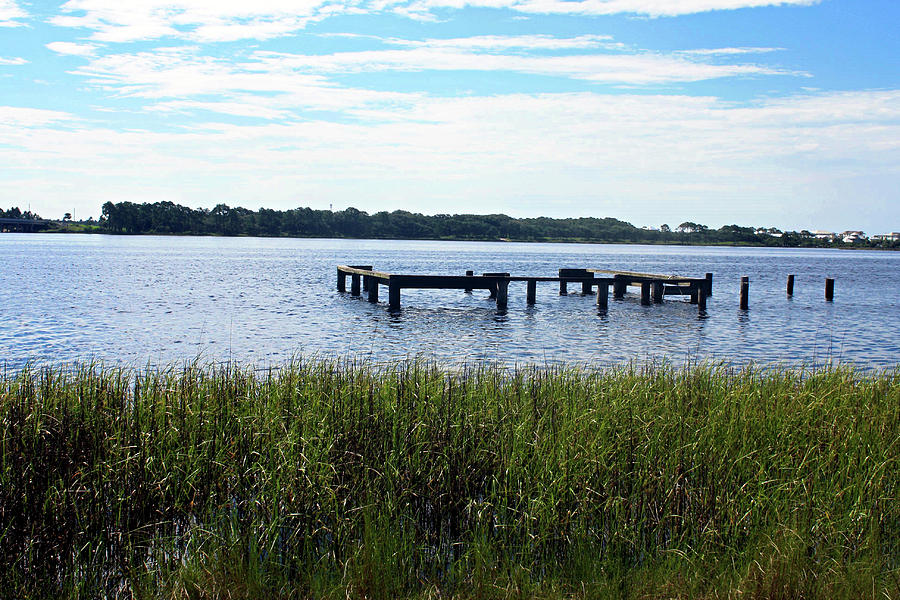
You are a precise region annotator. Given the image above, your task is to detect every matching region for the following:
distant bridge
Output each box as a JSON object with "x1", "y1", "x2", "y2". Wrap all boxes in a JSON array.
[{"x1": 0, "y1": 218, "x2": 56, "y2": 232}]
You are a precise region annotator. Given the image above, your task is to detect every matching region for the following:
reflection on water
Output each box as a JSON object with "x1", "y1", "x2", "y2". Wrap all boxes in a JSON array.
[{"x1": 1, "y1": 234, "x2": 898, "y2": 369}]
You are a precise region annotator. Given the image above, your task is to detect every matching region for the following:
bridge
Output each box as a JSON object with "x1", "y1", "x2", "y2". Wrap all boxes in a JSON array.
[{"x1": 0, "y1": 218, "x2": 56, "y2": 232}]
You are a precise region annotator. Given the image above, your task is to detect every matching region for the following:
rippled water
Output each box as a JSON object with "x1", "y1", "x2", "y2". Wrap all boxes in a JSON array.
[{"x1": 2, "y1": 234, "x2": 898, "y2": 369}]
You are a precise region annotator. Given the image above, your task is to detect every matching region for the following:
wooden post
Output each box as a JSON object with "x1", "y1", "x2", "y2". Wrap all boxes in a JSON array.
[
  {"x1": 825, "y1": 278, "x2": 834, "y2": 301},
  {"x1": 698, "y1": 286, "x2": 707, "y2": 311},
  {"x1": 337, "y1": 268, "x2": 346, "y2": 292},
  {"x1": 581, "y1": 279, "x2": 592, "y2": 295},
  {"x1": 351, "y1": 274, "x2": 361, "y2": 296},
  {"x1": 787, "y1": 274, "x2": 794, "y2": 296},
  {"x1": 489, "y1": 283, "x2": 497, "y2": 299},
  {"x1": 559, "y1": 280, "x2": 568, "y2": 296},
  {"x1": 362, "y1": 275, "x2": 369, "y2": 293},
  {"x1": 705, "y1": 272, "x2": 713, "y2": 296},
  {"x1": 464, "y1": 270, "x2": 474, "y2": 293},
  {"x1": 367, "y1": 280, "x2": 379, "y2": 303},
  {"x1": 496, "y1": 279, "x2": 508, "y2": 310},
  {"x1": 690, "y1": 285, "x2": 699, "y2": 304},
  {"x1": 641, "y1": 282, "x2": 651, "y2": 305},
  {"x1": 652, "y1": 281, "x2": 664, "y2": 303},
  {"x1": 596, "y1": 282, "x2": 609, "y2": 310},
  {"x1": 389, "y1": 281, "x2": 401, "y2": 310},
  {"x1": 526, "y1": 279, "x2": 536, "y2": 305},
  {"x1": 740, "y1": 276, "x2": 749, "y2": 310},
  {"x1": 613, "y1": 276, "x2": 626, "y2": 299}
]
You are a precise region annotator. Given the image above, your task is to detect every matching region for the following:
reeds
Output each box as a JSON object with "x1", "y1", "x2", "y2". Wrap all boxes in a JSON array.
[{"x1": 1, "y1": 360, "x2": 897, "y2": 599}]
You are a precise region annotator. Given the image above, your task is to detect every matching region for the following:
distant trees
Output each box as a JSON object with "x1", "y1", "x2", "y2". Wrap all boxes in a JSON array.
[
  {"x1": 0, "y1": 207, "x2": 41, "y2": 220},
  {"x1": 89, "y1": 201, "x2": 897, "y2": 249}
]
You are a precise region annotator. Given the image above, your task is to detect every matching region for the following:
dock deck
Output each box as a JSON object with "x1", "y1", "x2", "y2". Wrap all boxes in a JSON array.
[{"x1": 337, "y1": 266, "x2": 711, "y2": 312}]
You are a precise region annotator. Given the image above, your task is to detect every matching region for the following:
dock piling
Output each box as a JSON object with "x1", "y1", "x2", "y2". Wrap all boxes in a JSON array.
[
  {"x1": 496, "y1": 279, "x2": 509, "y2": 310},
  {"x1": 464, "y1": 270, "x2": 473, "y2": 293},
  {"x1": 351, "y1": 274, "x2": 361, "y2": 296},
  {"x1": 596, "y1": 282, "x2": 609, "y2": 310},
  {"x1": 641, "y1": 282, "x2": 651, "y2": 305},
  {"x1": 389, "y1": 281, "x2": 401, "y2": 310},
  {"x1": 337, "y1": 268, "x2": 346, "y2": 292},
  {"x1": 740, "y1": 276, "x2": 749, "y2": 310},
  {"x1": 652, "y1": 282, "x2": 664, "y2": 303},
  {"x1": 559, "y1": 280, "x2": 568, "y2": 295},
  {"x1": 582, "y1": 279, "x2": 593, "y2": 295},
  {"x1": 526, "y1": 280, "x2": 537, "y2": 305},
  {"x1": 825, "y1": 278, "x2": 834, "y2": 301},
  {"x1": 613, "y1": 276, "x2": 626, "y2": 299},
  {"x1": 698, "y1": 287, "x2": 707, "y2": 311},
  {"x1": 787, "y1": 274, "x2": 794, "y2": 296},
  {"x1": 705, "y1": 272, "x2": 713, "y2": 296},
  {"x1": 368, "y1": 280, "x2": 379, "y2": 303}
]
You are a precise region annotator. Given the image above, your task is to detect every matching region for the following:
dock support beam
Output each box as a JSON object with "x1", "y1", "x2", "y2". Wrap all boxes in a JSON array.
[
  {"x1": 496, "y1": 280, "x2": 508, "y2": 310},
  {"x1": 362, "y1": 276, "x2": 369, "y2": 293},
  {"x1": 559, "y1": 280, "x2": 567, "y2": 295},
  {"x1": 825, "y1": 278, "x2": 834, "y2": 301},
  {"x1": 337, "y1": 268, "x2": 346, "y2": 292},
  {"x1": 698, "y1": 287, "x2": 707, "y2": 311},
  {"x1": 690, "y1": 286, "x2": 699, "y2": 304},
  {"x1": 652, "y1": 282, "x2": 664, "y2": 303},
  {"x1": 596, "y1": 282, "x2": 609, "y2": 310},
  {"x1": 705, "y1": 272, "x2": 713, "y2": 296},
  {"x1": 351, "y1": 274, "x2": 361, "y2": 296},
  {"x1": 464, "y1": 270, "x2": 474, "y2": 293},
  {"x1": 787, "y1": 274, "x2": 794, "y2": 296},
  {"x1": 526, "y1": 280, "x2": 536, "y2": 305},
  {"x1": 368, "y1": 280, "x2": 379, "y2": 303},
  {"x1": 389, "y1": 281, "x2": 401, "y2": 310},
  {"x1": 740, "y1": 276, "x2": 749, "y2": 310},
  {"x1": 641, "y1": 282, "x2": 651, "y2": 305}
]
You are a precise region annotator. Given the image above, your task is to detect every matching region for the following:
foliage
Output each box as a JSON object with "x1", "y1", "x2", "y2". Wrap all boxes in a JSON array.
[{"x1": 1, "y1": 360, "x2": 897, "y2": 598}]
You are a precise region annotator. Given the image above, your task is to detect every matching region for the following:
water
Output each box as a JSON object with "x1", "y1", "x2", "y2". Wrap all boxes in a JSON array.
[{"x1": 2, "y1": 234, "x2": 898, "y2": 369}]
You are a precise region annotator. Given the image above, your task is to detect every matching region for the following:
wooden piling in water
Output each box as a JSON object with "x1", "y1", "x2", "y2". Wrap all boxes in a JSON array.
[
  {"x1": 652, "y1": 282, "x2": 664, "y2": 303},
  {"x1": 496, "y1": 279, "x2": 509, "y2": 310},
  {"x1": 582, "y1": 279, "x2": 592, "y2": 295},
  {"x1": 825, "y1": 278, "x2": 834, "y2": 301},
  {"x1": 337, "y1": 268, "x2": 346, "y2": 292},
  {"x1": 351, "y1": 274, "x2": 361, "y2": 296},
  {"x1": 464, "y1": 270, "x2": 474, "y2": 293},
  {"x1": 705, "y1": 272, "x2": 713, "y2": 296},
  {"x1": 596, "y1": 282, "x2": 609, "y2": 309},
  {"x1": 641, "y1": 282, "x2": 651, "y2": 305},
  {"x1": 613, "y1": 276, "x2": 626, "y2": 299},
  {"x1": 389, "y1": 281, "x2": 401, "y2": 310},
  {"x1": 787, "y1": 274, "x2": 794, "y2": 296},
  {"x1": 698, "y1": 287, "x2": 707, "y2": 311},
  {"x1": 740, "y1": 276, "x2": 749, "y2": 310},
  {"x1": 368, "y1": 280, "x2": 379, "y2": 303},
  {"x1": 526, "y1": 279, "x2": 537, "y2": 305},
  {"x1": 559, "y1": 280, "x2": 568, "y2": 295}
]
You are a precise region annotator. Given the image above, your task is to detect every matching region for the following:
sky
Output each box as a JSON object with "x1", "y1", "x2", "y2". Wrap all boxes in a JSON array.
[{"x1": 0, "y1": 0, "x2": 897, "y2": 232}]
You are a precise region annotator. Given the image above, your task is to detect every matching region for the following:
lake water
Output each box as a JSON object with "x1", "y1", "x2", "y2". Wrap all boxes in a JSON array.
[{"x1": 2, "y1": 234, "x2": 898, "y2": 370}]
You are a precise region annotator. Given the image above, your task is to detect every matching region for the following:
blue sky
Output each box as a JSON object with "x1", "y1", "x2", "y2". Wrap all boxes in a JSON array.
[{"x1": 0, "y1": 0, "x2": 897, "y2": 232}]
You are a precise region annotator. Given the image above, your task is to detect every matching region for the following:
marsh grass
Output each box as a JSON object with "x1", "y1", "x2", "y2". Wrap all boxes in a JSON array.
[{"x1": 1, "y1": 360, "x2": 897, "y2": 599}]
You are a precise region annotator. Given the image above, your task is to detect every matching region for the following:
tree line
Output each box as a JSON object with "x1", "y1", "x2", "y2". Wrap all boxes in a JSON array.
[
  {"x1": 0, "y1": 207, "x2": 43, "y2": 220},
  {"x1": 3, "y1": 202, "x2": 896, "y2": 248}
]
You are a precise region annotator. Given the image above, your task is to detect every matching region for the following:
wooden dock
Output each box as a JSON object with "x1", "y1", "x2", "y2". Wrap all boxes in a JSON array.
[{"x1": 337, "y1": 266, "x2": 711, "y2": 312}]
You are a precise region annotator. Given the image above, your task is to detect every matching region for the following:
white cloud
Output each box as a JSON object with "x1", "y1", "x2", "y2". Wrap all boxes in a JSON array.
[
  {"x1": 395, "y1": 0, "x2": 821, "y2": 18},
  {"x1": 0, "y1": 56, "x2": 27, "y2": 65},
  {"x1": 1, "y1": 89, "x2": 897, "y2": 229},
  {"x1": 0, "y1": 106, "x2": 76, "y2": 126},
  {"x1": 52, "y1": 0, "x2": 339, "y2": 42},
  {"x1": 68, "y1": 39, "x2": 803, "y2": 111},
  {"x1": 47, "y1": 0, "x2": 822, "y2": 42},
  {"x1": 46, "y1": 42, "x2": 99, "y2": 56},
  {"x1": 0, "y1": 0, "x2": 27, "y2": 26}
]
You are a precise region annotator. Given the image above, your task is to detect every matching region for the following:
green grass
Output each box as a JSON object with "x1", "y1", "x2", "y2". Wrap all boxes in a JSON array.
[{"x1": 1, "y1": 360, "x2": 897, "y2": 599}]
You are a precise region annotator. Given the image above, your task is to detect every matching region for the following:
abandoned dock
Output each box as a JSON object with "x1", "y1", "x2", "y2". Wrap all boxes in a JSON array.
[{"x1": 337, "y1": 265, "x2": 712, "y2": 311}]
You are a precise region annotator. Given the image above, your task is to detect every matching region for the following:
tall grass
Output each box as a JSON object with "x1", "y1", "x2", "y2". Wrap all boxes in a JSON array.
[{"x1": 1, "y1": 360, "x2": 897, "y2": 599}]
